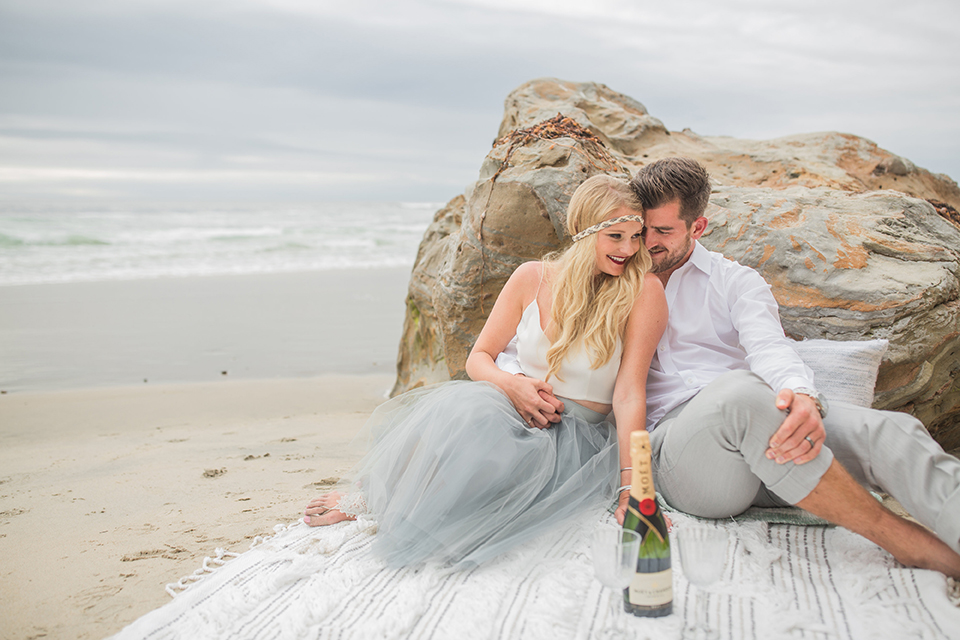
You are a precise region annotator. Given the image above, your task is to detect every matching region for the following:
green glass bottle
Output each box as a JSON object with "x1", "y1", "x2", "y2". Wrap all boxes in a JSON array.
[{"x1": 622, "y1": 429, "x2": 672, "y2": 617}]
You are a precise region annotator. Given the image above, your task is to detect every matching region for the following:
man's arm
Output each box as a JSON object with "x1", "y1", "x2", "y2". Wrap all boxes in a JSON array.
[
  {"x1": 726, "y1": 268, "x2": 826, "y2": 465},
  {"x1": 494, "y1": 337, "x2": 524, "y2": 375}
]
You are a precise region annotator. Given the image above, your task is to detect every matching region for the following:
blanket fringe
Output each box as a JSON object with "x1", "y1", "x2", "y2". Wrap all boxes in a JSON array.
[
  {"x1": 165, "y1": 520, "x2": 304, "y2": 597},
  {"x1": 948, "y1": 577, "x2": 960, "y2": 607}
]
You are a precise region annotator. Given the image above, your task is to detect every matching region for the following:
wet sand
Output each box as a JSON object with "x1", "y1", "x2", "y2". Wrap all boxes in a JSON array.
[{"x1": 0, "y1": 267, "x2": 411, "y2": 392}]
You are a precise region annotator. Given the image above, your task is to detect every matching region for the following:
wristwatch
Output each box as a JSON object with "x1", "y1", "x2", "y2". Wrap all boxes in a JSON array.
[{"x1": 793, "y1": 387, "x2": 829, "y2": 419}]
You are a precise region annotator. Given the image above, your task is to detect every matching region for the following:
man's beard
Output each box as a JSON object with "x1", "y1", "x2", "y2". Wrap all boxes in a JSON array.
[{"x1": 649, "y1": 235, "x2": 692, "y2": 274}]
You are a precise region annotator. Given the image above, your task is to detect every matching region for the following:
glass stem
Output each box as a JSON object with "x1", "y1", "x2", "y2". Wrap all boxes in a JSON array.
[
  {"x1": 610, "y1": 591, "x2": 620, "y2": 633},
  {"x1": 698, "y1": 588, "x2": 708, "y2": 632}
]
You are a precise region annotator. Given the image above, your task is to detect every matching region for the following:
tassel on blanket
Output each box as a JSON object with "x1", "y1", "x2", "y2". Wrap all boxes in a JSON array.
[
  {"x1": 165, "y1": 548, "x2": 242, "y2": 596},
  {"x1": 165, "y1": 520, "x2": 303, "y2": 597}
]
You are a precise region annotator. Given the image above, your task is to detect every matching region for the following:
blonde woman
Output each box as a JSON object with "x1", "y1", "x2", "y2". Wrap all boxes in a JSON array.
[{"x1": 304, "y1": 174, "x2": 668, "y2": 569}]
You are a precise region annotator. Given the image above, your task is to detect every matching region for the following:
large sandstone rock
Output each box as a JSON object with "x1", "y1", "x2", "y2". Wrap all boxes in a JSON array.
[
  {"x1": 643, "y1": 131, "x2": 960, "y2": 211},
  {"x1": 498, "y1": 79, "x2": 960, "y2": 212},
  {"x1": 392, "y1": 113, "x2": 633, "y2": 394},
  {"x1": 392, "y1": 77, "x2": 960, "y2": 450},
  {"x1": 703, "y1": 188, "x2": 960, "y2": 449}
]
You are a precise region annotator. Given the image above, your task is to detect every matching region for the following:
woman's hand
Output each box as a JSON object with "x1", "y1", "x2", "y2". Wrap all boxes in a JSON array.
[
  {"x1": 503, "y1": 373, "x2": 564, "y2": 429},
  {"x1": 615, "y1": 492, "x2": 673, "y2": 530},
  {"x1": 615, "y1": 490, "x2": 630, "y2": 525}
]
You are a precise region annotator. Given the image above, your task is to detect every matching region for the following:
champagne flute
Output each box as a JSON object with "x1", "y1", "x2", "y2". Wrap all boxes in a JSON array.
[
  {"x1": 591, "y1": 525, "x2": 641, "y2": 637},
  {"x1": 677, "y1": 524, "x2": 730, "y2": 640}
]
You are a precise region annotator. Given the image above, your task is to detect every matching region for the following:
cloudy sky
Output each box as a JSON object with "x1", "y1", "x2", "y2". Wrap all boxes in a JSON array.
[{"x1": 1, "y1": 0, "x2": 957, "y2": 202}]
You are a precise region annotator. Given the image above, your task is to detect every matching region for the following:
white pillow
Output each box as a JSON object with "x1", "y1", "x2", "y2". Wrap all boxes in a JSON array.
[{"x1": 790, "y1": 338, "x2": 889, "y2": 408}]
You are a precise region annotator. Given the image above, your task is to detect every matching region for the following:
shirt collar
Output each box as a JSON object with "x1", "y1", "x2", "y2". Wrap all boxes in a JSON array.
[{"x1": 681, "y1": 240, "x2": 713, "y2": 276}]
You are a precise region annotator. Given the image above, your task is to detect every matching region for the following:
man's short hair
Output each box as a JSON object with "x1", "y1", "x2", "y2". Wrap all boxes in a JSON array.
[{"x1": 630, "y1": 157, "x2": 711, "y2": 226}]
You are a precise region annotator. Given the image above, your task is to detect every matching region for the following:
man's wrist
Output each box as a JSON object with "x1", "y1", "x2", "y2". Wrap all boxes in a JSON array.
[{"x1": 793, "y1": 387, "x2": 829, "y2": 418}]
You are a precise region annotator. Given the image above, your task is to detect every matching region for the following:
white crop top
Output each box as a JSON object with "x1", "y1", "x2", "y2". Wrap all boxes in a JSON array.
[{"x1": 515, "y1": 298, "x2": 622, "y2": 404}]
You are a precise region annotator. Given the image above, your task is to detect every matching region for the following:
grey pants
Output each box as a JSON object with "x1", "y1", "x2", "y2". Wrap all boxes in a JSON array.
[{"x1": 649, "y1": 370, "x2": 960, "y2": 554}]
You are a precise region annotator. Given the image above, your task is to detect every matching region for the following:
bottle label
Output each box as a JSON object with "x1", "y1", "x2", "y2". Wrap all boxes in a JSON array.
[
  {"x1": 625, "y1": 496, "x2": 668, "y2": 547},
  {"x1": 628, "y1": 568, "x2": 673, "y2": 606},
  {"x1": 633, "y1": 456, "x2": 656, "y2": 502}
]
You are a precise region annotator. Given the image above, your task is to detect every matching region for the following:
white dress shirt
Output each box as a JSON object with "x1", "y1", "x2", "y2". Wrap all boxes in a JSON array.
[
  {"x1": 496, "y1": 241, "x2": 816, "y2": 429},
  {"x1": 644, "y1": 241, "x2": 814, "y2": 428}
]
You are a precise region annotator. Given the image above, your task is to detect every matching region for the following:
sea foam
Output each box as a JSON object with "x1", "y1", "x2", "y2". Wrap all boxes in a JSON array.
[{"x1": 0, "y1": 201, "x2": 439, "y2": 285}]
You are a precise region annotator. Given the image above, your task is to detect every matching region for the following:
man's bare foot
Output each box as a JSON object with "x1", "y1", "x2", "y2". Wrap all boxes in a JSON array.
[
  {"x1": 304, "y1": 491, "x2": 355, "y2": 527},
  {"x1": 798, "y1": 460, "x2": 960, "y2": 578}
]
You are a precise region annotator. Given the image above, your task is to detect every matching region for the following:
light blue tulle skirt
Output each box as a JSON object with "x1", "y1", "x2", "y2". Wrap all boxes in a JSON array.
[{"x1": 344, "y1": 380, "x2": 618, "y2": 569}]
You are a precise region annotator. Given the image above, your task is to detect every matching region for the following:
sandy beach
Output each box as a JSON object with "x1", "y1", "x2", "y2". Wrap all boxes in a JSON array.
[{"x1": 0, "y1": 268, "x2": 412, "y2": 639}]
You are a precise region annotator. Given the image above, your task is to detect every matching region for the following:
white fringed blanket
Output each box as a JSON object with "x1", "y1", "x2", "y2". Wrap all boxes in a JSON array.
[{"x1": 111, "y1": 510, "x2": 959, "y2": 640}]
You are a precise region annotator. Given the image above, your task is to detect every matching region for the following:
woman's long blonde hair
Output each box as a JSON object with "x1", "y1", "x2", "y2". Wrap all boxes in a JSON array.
[{"x1": 542, "y1": 174, "x2": 652, "y2": 382}]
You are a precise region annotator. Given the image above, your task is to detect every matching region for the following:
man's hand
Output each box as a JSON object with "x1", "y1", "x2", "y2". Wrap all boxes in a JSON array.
[
  {"x1": 766, "y1": 390, "x2": 825, "y2": 465},
  {"x1": 503, "y1": 374, "x2": 564, "y2": 428}
]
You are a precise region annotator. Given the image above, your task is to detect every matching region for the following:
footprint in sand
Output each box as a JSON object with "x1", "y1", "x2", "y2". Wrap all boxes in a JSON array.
[
  {"x1": 121, "y1": 544, "x2": 188, "y2": 562},
  {"x1": 304, "y1": 476, "x2": 340, "y2": 489},
  {"x1": 0, "y1": 507, "x2": 28, "y2": 521},
  {"x1": 203, "y1": 468, "x2": 227, "y2": 478}
]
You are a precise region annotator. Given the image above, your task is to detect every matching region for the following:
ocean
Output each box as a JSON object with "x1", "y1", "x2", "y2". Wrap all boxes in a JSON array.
[
  {"x1": 0, "y1": 201, "x2": 441, "y2": 391},
  {"x1": 0, "y1": 201, "x2": 440, "y2": 286}
]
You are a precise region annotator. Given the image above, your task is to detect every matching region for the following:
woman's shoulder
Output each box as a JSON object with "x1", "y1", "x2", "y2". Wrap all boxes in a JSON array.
[
  {"x1": 634, "y1": 272, "x2": 668, "y2": 317},
  {"x1": 509, "y1": 261, "x2": 545, "y2": 287},
  {"x1": 642, "y1": 272, "x2": 664, "y2": 293},
  {"x1": 497, "y1": 261, "x2": 545, "y2": 306},
  {"x1": 630, "y1": 272, "x2": 666, "y2": 312}
]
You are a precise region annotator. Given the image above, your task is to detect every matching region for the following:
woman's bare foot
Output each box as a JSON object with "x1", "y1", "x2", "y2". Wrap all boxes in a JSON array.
[{"x1": 304, "y1": 491, "x2": 355, "y2": 527}]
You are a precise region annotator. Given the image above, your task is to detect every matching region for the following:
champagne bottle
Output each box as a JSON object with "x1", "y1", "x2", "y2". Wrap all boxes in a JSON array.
[{"x1": 622, "y1": 429, "x2": 672, "y2": 617}]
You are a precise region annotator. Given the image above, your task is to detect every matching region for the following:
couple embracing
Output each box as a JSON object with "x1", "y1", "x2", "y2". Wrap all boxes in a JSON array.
[{"x1": 305, "y1": 157, "x2": 960, "y2": 579}]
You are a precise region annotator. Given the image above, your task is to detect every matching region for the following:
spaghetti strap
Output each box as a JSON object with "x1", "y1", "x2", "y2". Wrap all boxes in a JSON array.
[{"x1": 532, "y1": 262, "x2": 549, "y2": 333}]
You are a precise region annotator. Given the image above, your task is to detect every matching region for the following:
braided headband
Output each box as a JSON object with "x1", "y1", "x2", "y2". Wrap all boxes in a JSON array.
[{"x1": 571, "y1": 214, "x2": 645, "y2": 243}]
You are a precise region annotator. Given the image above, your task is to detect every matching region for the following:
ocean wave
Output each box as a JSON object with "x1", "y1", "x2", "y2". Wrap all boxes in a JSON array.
[
  {"x1": 0, "y1": 201, "x2": 434, "y2": 285},
  {"x1": 259, "y1": 242, "x2": 312, "y2": 252},
  {"x1": 61, "y1": 235, "x2": 111, "y2": 246},
  {"x1": 0, "y1": 234, "x2": 111, "y2": 247}
]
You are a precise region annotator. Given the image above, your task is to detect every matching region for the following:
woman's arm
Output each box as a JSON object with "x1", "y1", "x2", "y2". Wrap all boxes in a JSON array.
[
  {"x1": 611, "y1": 273, "x2": 668, "y2": 524},
  {"x1": 465, "y1": 262, "x2": 561, "y2": 427}
]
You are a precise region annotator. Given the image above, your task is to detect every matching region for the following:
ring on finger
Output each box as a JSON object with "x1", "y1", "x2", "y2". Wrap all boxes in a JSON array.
[{"x1": 804, "y1": 436, "x2": 815, "y2": 450}]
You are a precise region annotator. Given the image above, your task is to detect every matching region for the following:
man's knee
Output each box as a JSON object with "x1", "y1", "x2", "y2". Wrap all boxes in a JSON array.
[
  {"x1": 703, "y1": 370, "x2": 778, "y2": 413},
  {"x1": 705, "y1": 369, "x2": 770, "y2": 392},
  {"x1": 675, "y1": 370, "x2": 783, "y2": 444}
]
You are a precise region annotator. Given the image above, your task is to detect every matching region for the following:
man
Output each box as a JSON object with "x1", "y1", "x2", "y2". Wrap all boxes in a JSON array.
[{"x1": 498, "y1": 157, "x2": 960, "y2": 577}]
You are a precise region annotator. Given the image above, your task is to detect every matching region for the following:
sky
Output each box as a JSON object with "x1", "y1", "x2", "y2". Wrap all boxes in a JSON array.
[{"x1": 1, "y1": 0, "x2": 958, "y2": 203}]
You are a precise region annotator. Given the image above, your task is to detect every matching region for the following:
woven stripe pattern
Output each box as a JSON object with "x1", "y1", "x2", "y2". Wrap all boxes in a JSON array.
[{"x1": 112, "y1": 509, "x2": 958, "y2": 639}]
